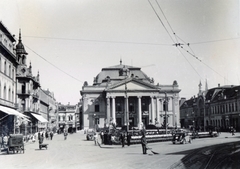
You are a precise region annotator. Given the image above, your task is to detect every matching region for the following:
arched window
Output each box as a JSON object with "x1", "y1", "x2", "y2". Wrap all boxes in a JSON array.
[
  {"x1": 3, "y1": 86, "x2": 6, "y2": 100},
  {"x1": 12, "y1": 91, "x2": 14, "y2": 103},
  {"x1": 12, "y1": 69, "x2": 14, "y2": 79},
  {"x1": 4, "y1": 61, "x2": 6, "y2": 74},
  {"x1": 8, "y1": 88, "x2": 11, "y2": 102},
  {"x1": 9, "y1": 65, "x2": 11, "y2": 77}
]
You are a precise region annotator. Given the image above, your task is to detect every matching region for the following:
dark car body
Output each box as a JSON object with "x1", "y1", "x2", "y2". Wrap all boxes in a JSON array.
[{"x1": 172, "y1": 130, "x2": 192, "y2": 144}]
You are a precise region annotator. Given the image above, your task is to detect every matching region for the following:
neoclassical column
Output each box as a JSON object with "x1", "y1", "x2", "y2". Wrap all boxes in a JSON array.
[
  {"x1": 107, "y1": 97, "x2": 110, "y2": 124},
  {"x1": 172, "y1": 96, "x2": 175, "y2": 127},
  {"x1": 111, "y1": 96, "x2": 116, "y2": 124},
  {"x1": 138, "y1": 96, "x2": 142, "y2": 129},
  {"x1": 151, "y1": 96, "x2": 154, "y2": 124},
  {"x1": 156, "y1": 97, "x2": 160, "y2": 124},
  {"x1": 159, "y1": 98, "x2": 163, "y2": 125}
]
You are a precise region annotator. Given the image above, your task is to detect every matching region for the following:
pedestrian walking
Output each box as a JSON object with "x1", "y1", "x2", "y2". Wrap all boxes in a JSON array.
[
  {"x1": 141, "y1": 133, "x2": 147, "y2": 154},
  {"x1": 39, "y1": 134, "x2": 44, "y2": 144},
  {"x1": 120, "y1": 132, "x2": 125, "y2": 148},
  {"x1": 231, "y1": 127, "x2": 235, "y2": 136},
  {"x1": 93, "y1": 132, "x2": 98, "y2": 145},
  {"x1": 100, "y1": 131, "x2": 104, "y2": 144},
  {"x1": 127, "y1": 132, "x2": 131, "y2": 146},
  {"x1": 45, "y1": 131, "x2": 49, "y2": 140},
  {"x1": 64, "y1": 132, "x2": 68, "y2": 140},
  {"x1": 50, "y1": 131, "x2": 53, "y2": 140}
]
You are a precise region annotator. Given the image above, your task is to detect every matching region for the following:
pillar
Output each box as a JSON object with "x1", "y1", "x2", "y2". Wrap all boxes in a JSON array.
[
  {"x1": 151, "y1": 96, "x2": 155, "y2": 124},
  {"x1": 107, "y1": 97, "x2": 110, "y2": 125},
  {"x1": 112, "y1": 96, "x2": 116, "y2": 124},
  {"x1": 156, "y1": 98, "x2": 160, "y2": 125},
  {"x1": 172, "y1": 97, "x2": 175, "y2": 128},
  {"x1": 138, "y1": 96, "x2": 142, "y2": 129}
]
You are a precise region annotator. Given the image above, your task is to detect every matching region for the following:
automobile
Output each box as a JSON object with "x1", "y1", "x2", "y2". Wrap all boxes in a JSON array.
[
  {"x1": 172, "y1": 130, "x2": 192, "y2": 144},
  {"x1": 86, "y1": 129, "x2": 95, "y2": 140}
]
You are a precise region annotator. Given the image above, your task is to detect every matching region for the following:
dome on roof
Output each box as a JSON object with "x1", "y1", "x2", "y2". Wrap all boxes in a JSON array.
[
  {"x1": 16, "y1": 30, "x2": 28, "y2": 55},
  {"x1": 93, "y1": 62, "x2": 151, "y2": 85}
]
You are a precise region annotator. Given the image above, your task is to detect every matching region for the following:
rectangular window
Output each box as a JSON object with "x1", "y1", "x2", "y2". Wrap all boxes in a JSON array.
[{"x1": 95, "y1": 105, "x2": 99, "y2": 112}]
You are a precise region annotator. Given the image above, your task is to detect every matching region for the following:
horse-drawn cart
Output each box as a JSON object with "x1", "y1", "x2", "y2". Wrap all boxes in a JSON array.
[{"x1": 7, "y1": 134, "x2": 24, "y2": 154}]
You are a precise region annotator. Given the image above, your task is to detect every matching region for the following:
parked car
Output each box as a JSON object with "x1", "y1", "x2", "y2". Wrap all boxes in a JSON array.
[{"x1": 172, "y1": 130, "x2": 192, "y2": 144}]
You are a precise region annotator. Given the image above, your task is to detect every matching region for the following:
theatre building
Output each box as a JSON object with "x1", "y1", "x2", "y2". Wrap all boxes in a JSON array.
[{"x1": 80, "y1": 60, "x2": 181, "y2": 130}]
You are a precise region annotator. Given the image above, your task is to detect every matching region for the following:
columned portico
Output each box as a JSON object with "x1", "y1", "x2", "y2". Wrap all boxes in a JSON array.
[{"x1": 80, "y1": 61, "x2": 181, "y2": 130}]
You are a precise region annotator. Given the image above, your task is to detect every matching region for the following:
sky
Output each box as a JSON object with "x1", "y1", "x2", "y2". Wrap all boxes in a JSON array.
[{"x1": 0, "y1": 0, "x2": 240, "y2": 105}]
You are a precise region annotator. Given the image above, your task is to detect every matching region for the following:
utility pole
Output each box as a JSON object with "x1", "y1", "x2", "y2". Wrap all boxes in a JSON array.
[
  {"x1": 125, "y1": 81, "x2": 129, "y2": 132},
  {"x1": 164, "y1": 92, "x2": 168, "y2": 134}
]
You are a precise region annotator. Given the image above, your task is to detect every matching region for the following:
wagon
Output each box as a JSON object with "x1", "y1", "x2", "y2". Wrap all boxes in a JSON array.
[{"x1": 7, "y1": 134, "x2": 24, "y2": 154}]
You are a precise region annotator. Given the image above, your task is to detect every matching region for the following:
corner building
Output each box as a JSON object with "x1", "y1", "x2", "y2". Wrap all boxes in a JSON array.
[{"x1": 80, "y1": 61, "x2": 181, "y2": 130}]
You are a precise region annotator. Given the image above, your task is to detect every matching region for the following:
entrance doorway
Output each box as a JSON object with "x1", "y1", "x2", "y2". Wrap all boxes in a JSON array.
[
  {"x1": 116, "y1": 118, "x2": 122, "y2": 127},
  {"x1": 129, "y1": 117, "x2": 134, "y2": 127}
]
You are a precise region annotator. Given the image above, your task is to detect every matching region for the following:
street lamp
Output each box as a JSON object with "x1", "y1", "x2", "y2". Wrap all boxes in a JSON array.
[{"x1": 93, "y1": 113, "x2": 96, "y2": 132}]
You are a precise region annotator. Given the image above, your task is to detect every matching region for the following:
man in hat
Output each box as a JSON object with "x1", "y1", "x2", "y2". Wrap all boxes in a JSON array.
[{"x1": 141, "y1": 133, "x2": 147, "y2": 154}]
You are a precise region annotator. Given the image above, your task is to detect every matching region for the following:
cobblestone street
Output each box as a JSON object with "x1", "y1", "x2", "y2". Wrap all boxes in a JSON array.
[{"x1": 1, "y1": 132, "x2": 240, "y2": 169}]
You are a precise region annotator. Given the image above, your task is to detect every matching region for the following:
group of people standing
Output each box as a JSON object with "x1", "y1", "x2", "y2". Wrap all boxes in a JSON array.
[
  {"x1": 38, "y1": 131, "x2": 54, "y2": 143},
  {"x1": 120, "y1": 132, "x2": 131, "y2": 147}
]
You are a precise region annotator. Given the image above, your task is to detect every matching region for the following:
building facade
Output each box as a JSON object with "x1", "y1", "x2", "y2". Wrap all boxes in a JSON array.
[
  {"x1": 58, "y1": 103, "x2": 79, "y2": 133},
  {"x1": 16, "y1": 31, "x2": 57, "y2": 134},
  {"x1": 0, "y1": 22, "x2": 18, "y2": 135},
  {"x1": 180, "y1": 82, "x2": 240, "y2": 132},
  {"x1": 80, "y1": 60, "x2": 181, "y2": 130}
]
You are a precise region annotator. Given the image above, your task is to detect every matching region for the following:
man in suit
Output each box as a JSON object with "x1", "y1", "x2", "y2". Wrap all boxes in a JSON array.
[{"x1": 141, "y1": 133, "x2": 147, "y2": 154}]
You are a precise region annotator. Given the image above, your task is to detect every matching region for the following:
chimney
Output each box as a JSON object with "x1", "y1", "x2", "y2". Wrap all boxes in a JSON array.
[{"x1": 218, "y1": 83, "x2": 220, "y2": 87}]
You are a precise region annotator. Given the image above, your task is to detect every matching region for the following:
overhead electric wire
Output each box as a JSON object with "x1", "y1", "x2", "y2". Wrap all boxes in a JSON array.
[
  {"x1": 149, "y1": 0, "x2": 235, "y2": 85},
  {"x1": 155, "y1": 0, "x2": 178, "y2": 43},
  {"x1": 23, "y1": 43, "x2": 84, "y2": 84},
  {"x1": 189, "y1": 37, "x2": 240, "y2": 45},
  {"x1": 176, "y1": 47, "x2": 202, "y2": 79},
  {"x1": 24, "y1": 35, "x2": 172, "y2": 46},
  {"x1": 149, "y1": 0, "x2": 201, "y2": 79},
  {"x1": 180, "y1": 46, "x2": 201, "y2": 62},
  {"x1": 147, "y1": 0, "x2": 175, "y2": 43}
]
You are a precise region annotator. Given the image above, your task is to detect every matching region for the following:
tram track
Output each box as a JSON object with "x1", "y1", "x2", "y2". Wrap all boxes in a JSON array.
[{"x1": 169, "y1": 141, "x2": 240, "y2": 169}]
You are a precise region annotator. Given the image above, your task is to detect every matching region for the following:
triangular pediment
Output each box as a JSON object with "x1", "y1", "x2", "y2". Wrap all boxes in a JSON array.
[{"x1": 108, "y1": 79, "x2": 158, "y2": 91}]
